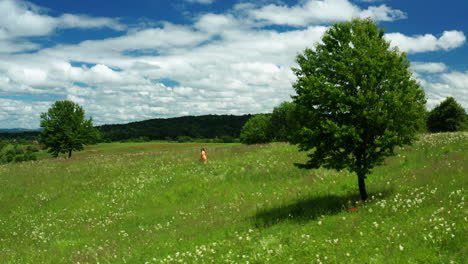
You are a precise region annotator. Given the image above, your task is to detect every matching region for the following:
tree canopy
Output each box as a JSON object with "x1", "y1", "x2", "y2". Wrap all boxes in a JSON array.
[
  {"x1": 426, "y1": 97, "x2": 467, "y2": 132},
  {"x1": 40, "y1": 100, "x2": 100, "y2": 158},
  {"x1": 292, "y1": 18, "x2": 426, "y2": 200},
  {"x1": 240, "y1": 114, "x2": 272, "y2": 144},
  {"x1": 270, "y1": 101, "x2": 300, "y2": 142}
]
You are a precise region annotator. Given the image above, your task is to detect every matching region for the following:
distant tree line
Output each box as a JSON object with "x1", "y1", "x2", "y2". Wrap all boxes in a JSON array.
[
  {"x1": 241, "y1": 97, "x2": 468, "y2": 145},
  {"x1": 97, "y1": 114, "x2": 252, "y2": 142},
  {"x1": 0, "y1": 131, "x2": 40, "y2": 142},
  {"x1": 0, "y1": 114, "x2": 253, "y2": 144},
  {"x1": 240, "y1": 102, "x2": 300, "y2": 144}
]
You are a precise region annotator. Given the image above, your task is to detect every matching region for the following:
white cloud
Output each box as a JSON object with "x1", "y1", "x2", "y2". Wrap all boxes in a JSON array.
[
  {"x1": 194, "y1": 13, "x2": 239, "y2": 33},
  {"x1": 0, "y1": 98, "x2": 50, "y2": 128},
  {"x1": 359, "y1": 5, "x2": 406, "y2": 21},
  {"x1": 0, "y1": 0, "x2": 466, "y2": 129},
  {"x1": 385, "y1": 30, "x2": 466, "y2": 53},
  {"x1": 185, "y1": 0, "x2": 214, "y2": 4},
  {"x1": 412, "y1": 62, "x2": 448, "y2": 73},
  {"x1": 416, "y1": 71, "x2": 468, "y2": 111},
  {"x1": 0, "y1": 21, "x2": 326, "y2": 128},
  {"x1": 248, "y1": 0, "x2": 406, "y2": 26},
  {"x1": 0, "y1": 40, "x2": 39, "y2": 53},
  {"x1": 0, "y1": 0, "x2": 56, "y2": 38},
  {"x1": 41, "y1": 23, "x2": 209, "y2": 61},
  {"x1": 58, "y1": 14, "x2": 126, "y2": 31},
  {"x1": 0, "y1": 0, "x2": 125, "y2": 53},
  {"x1": 441, "y1": 71, "x2": 468, "y2": 91}
]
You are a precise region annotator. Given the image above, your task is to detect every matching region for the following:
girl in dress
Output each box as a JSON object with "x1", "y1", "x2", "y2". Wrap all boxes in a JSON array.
[{"x1": 200, "y1": 148, "x2": 207, "y2": 163}]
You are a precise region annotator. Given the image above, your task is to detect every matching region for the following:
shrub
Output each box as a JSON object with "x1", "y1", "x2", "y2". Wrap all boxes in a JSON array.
[{"x1": 177, "y1": 136, "x2": 193, "y2": 143}]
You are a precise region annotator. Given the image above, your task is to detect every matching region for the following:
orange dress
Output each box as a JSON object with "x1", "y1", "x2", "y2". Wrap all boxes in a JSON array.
[{"x1": 200, "y1": 150, "x2": 207, "y2": 163}]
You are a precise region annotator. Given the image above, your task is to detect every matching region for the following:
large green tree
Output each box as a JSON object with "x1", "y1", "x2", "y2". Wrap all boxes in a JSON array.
[
  {"x1": 426, "y1": 97, "x2": 467, "y2": 132},
  {"x1": 292, "y1": 18, "x2": 426, "y2": 201},
  {"x1": 40, "y1": 100, "x2": 100, "y2": 158}
]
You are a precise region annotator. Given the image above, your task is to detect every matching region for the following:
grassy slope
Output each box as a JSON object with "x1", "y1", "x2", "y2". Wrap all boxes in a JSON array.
[{"x1": 0, "y1": 133, "x2": 466, "y2": 263}]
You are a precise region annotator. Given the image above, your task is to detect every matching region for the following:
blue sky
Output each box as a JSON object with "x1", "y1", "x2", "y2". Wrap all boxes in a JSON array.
[{"x1": 0, "y1": 0, "x2": 467, "y2": 128}]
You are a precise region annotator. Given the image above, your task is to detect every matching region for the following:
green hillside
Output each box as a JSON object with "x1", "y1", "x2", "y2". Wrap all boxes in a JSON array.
[
  {"x1": 0, "y1": 132, "x2": 466, "y2": 263},
  {"x1": 97, "y1": 114, "x2": 252, "y2": 141},
  {"x1": 0, "y1": 114, "x2": 253, "y2": 143}
]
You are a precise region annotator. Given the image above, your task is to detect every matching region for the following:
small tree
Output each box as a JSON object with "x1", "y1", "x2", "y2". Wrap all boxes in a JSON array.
[
  {"x1": 426, "y1": 97, "x2": 467, "y2": 132},
  {"x1": 40, "y1": 100, "x2": 100, "y2": 158},
  {"x1": 292, "y1": 18, "x2": 426, "y2": 201},
  {"x1": 270, "y1": 101, "x2": 300, "y2": 142},
  {"x1": 240, "y1": 114, "x2": 272, "y2": 144}
]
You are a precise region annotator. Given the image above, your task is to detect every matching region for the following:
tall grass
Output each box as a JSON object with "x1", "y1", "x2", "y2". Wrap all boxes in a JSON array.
[{"x1": 0, "y1": 133, "x2": 466, "y2": 263}]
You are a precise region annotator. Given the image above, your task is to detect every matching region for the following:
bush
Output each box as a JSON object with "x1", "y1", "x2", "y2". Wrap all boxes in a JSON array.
[
  {"x1": 26, "y1": 145, "x2": 39, "y2": 153},
  {"x1": 0, "y1": 144, "x2": 37, "y2": 164},
  {"x1": 427, "y1": 97, "x2": 467, "y2": 132},
  {"x1": 177, "y1": 136, "x2": 193, "y2": 143},
  {"x1": 13, "y1": 155, "x2": 25, "y2": 163},
  {"x1": 240, "y1": 114, "x2": 272, "y2": 144},
  {"x1": 24, "y1": 152, "x2": 37, "y2": 161}
]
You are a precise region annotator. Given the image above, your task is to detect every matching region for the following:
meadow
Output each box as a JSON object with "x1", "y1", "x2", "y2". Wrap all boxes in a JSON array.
[
  {"x1": 34, "y1": 141, "x2": 239, "y2": 160},
  {"x1": 0, "y1": 132, "x2": 466, "y2": 263}
]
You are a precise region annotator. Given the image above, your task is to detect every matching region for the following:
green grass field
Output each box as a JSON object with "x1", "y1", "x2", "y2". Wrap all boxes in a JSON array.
[
  {"x1": 35, "y1": 141, "x2": 239, "y2": 160},
  {"x1": 0, "y1": 133, "x2": 466, "y2": 263}
]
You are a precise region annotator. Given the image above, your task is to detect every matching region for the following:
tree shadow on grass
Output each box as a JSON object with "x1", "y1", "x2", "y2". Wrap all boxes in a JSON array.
[{"x1": 253, "y1": 191, "x2": 392, "y2": 228}]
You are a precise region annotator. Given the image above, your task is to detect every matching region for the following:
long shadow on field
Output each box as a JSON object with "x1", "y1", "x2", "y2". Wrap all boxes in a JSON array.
[{"x1": 253, "y1": 191, "x2": 390, "y2": 227}]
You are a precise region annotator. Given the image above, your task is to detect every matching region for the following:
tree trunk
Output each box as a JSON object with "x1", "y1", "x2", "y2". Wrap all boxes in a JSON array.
[
  {"x1": 68, "y1": 149, "x2": 72, "y2": 158},
  {"x1": 358, "y1": 172, "x2": 368, "y2": 201}
]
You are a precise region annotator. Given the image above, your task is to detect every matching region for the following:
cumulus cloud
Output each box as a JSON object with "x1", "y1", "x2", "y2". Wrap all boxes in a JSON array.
[
  {"x1": 411, "y1": 62, "x2": 448, "y2": 73},
  {"x1": 194, "y1": 13, "x2": 240, "y2": 33},
  {"x1": 0, "y1": 0, "x2": 466, "y2": 128},
  {"x1": 0, "y1": 0, "x2": 56, "y2": 38},
  {"x1": 0, "y1": 0, "x2": 124, "y2": 53},
  {"x1": 359, "y1": 4, "x2": 406, "y2": 21},
  {"x1": 385, "y1": 30, "x2": 466, "y2": 53},
  {"x1": 441, "y1": 71, "x2": 468, "y2": 91},
  {"x1": 412, "y1": 70, "x2": 468, "y2": 111},
  {"x1": 185, "y1": 0, "x2": 214, "y2": 4},
  {"x1": 356, "y1": 0, "x2": 384, "y2": 2},
  {"x1": 58, "y1": 14, "x2": 126, "y2": 31},
  {"x1": 0, "y1": 98, "x2": 50, "y2": 128},
  {"x1": 0, "y1": 21, "x2": 326, "y2": 128},
  {"x1": 0, "y1": 40, "x2": 39, "y2": 53},
  {"x1": 248, "y1": 0, "x2": 406, "y2": 26}
]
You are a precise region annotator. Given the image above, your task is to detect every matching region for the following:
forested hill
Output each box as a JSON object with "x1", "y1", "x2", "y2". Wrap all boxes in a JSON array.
[
  {"x1": 0, "y1": 115, "x2": 253, "y2": 142},
  {"x1": 97, "y1": 114, "x2": 252, "y2": 141}
]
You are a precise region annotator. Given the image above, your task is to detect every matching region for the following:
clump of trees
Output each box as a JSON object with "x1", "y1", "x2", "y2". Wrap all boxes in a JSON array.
[
  {"x1": 98, "y1": 115, "x2": 250, "y2": 142},
  {"x1": 40, "y1": 100, "x2": 100, "y2": 158},
  {"x1": 0, "y1": 143, "x2": 38, "y2": 164},
  {"x1": 426, "y1": 97, "x2": 467, "y2": 132},
  {"x1": 270, "y1": 102, "x2": 300, "y2": 142},
  {"x1": 240, "y1": 114, "x2": 272, "y2": 144},
  {"x1": 240, "y1": 102, "x2": 299, "y2": 144}
]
